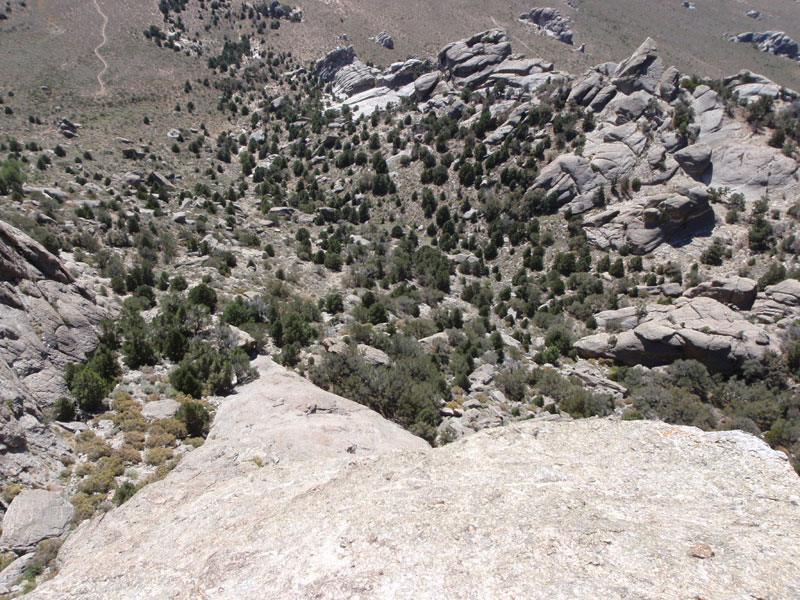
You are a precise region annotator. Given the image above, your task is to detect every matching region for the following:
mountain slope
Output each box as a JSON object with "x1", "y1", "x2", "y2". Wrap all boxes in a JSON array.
[{"x1": 28, "y1": 357, "x2": 800, "y2": 599}]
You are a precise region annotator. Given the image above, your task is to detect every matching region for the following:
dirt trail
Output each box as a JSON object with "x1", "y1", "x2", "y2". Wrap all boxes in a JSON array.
[{"x1": 92, "y1": 0, "x2": 109, "y2": 96}]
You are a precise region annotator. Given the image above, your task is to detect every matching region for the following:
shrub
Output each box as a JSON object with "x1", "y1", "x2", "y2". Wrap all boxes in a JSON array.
[
  {"x1": 758, "y1": 262, "x2": 786, "y2": 290},
  {"x1": 176, "y1": 401, "x2": 211, "y2": 437},
  {"x1": 0, "y1": 159, "x2": 25, "y2": 197},
  {"x1": 54, "y1": 397, "x2": 75, "y2": 421},
  {"x1": 222, "y1": 297, "x2": 257, "y2": 326},
  {"x1": 188, "y1": 283, "x2": 218, "y2": 312},
  {"x1": 311, "y1": 342, "x2": 443, "y2": 443},
  {"x1": 113, "y1": 481, "x2": 137, "y2": 505},
  {"x1": 544, "y1": 325, "x2": 573, "y2": 357},
  {"x1": 145, "y1": 447, "x2": 173, "y2": 466},
  {"x1": 700, "y1": 242, "x2": 725, "y2": 266},
  {"x1": 749, "y1": 217, "x2": 774, "y2": 252},
  {"x1": 170, "y1": 363, "x2": 202, "y2": 398},
  {"x1": 68, "y1": 367, "x2": 108, "y2": 412},
  {"x1": 494, "y1": 367, "x2": 530, "y2": 402}
]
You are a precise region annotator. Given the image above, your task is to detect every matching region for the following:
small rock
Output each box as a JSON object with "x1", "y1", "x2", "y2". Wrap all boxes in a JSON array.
[
  {"x1": 690, "y1": 543, "x2": 714, "y2": 559},
  {"x1": 371, "y1": 31, "x2": 394, "y2": 50},
  {"x1": 270, "y1": 96, "x2": 287, "y2": 111},
  {"x1": 141, "y1": 399, "x2": 180, "y2": 420}
]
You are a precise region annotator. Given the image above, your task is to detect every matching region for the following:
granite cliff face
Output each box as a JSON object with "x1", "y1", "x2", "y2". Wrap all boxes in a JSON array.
[
  {"x1": 28, "y1": 357, "x2": 800, "y2": 600},
  {"x1": 0, "y1": 220, "x2": 113, "y2": 486}
]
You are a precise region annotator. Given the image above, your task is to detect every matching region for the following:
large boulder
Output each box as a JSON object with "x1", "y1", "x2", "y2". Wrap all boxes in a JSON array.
[
  {"x1": 518, "y1": 8, "x2": 574, "y2": 44},
  {"x1": 371, "y1": 31, "x2": 394, "y2": 50},
  {"x1": 605, "y1": 90, "x2": 651, "y2": 124},
  {"x1": 691, "y1": 85, "x2": 726, "y2": 135},
  {"x1": 332, "y1": 61, "x2": 377, "y2": 97},
  {"x1": 0, "y1": 490, "x2": 73, "y2": 552},
  {"x1": 567, "y1": 70, "x2": 604, "y2": 105},
  {"x1": 583, "y1": 187, "x2": 714, "y2": 254},
  {"x1": 315, "y1": 46, "x2": 356, "y2": 82},
  {"x1": 437, "y1": 29, "x2": 511, "y2": 89},
  {"x1": 575, "y1": 296, "x2": 774, "y2": 373},
  {"x1": 685, "y1": 277, "x2": 758, "y2": 309},
  {"x1": 674, "y1": 144, "x2": 712, "y2": 178},
  {"x1": 378, "y1": 58, "x2": 429, "y2": 89},
  {"x1": 413, "y1": 71, "x2": 440, "y2": 97},
  {"x1": 764, "y1": 279, "x2": 800, "y2": 305},
  {"x1": 709, "y1": 145, "x2": 798, "y2": 197},
  {"x1": 529, "y1": 154, "x2": 606, "y2": 205},
  {"x1": 730, "y1": 31, "x2": 799, "y2": 60},
  {"x1": 612, "y1": 37, "x2": 664, "y2": 95}
]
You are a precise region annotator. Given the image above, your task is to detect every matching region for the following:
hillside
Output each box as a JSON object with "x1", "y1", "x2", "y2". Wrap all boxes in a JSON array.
[
  {"x1": 0, "y1": 0, "x2": 800, "y2": 596},
  {"x1": 26, "y1": 357, "x2": 800, "y2": 600}
]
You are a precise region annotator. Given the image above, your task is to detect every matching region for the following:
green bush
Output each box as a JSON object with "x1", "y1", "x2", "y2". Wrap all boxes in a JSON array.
[
  {"x1": 0, "y1": 159, "x2": 25, "y2": 197},
  {"x1": 188, "y1": 283, "x2": 218, "y2": 312},
  {"x1": 175, "y1": 401, "x2": 211, "y2": 437},
  {"x1": 170, "y1": 364, "x2": 202, "y2": 398},
  {"x1": 113, "y1": 481, "x2": 137, "y2": 505},
  {"x1": 54, "y1": 397, "x2": 75, "y2": 421},
  {"x1": 311, "y1": 341, "x2": 443, "y2": 443},
  {"x1": 65, "y1": 365, "x2": 110, "y2": 412},
  {"x1": 222, "y1": 297, "x2": 258, "y2": 326},
  {"x1": 758, "y1": 262, "x2": 786, "y2": 290}
]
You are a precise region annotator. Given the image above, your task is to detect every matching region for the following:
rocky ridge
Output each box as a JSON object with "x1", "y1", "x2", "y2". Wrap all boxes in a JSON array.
[
  {"x1": 2, "y1": 18, "x2": 800, "y2": 594},
  {"x1": 27, "y1": 358, "x2": 800, "y2": 600}
]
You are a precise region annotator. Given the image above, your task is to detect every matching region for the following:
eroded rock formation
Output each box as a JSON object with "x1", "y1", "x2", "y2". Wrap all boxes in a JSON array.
[{"x1": 27, "y1": 358, "x2": 800, "y2": 600}]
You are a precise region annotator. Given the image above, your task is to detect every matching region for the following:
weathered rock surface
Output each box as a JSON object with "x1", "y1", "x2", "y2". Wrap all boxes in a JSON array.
[
  {"x1": 765, "y1": 278, "x2": 800, "y2": 305},
  {"x1": 371, "y1": 31, "x2": 394, "y2": 50},
  {"x1": 612, "y1": 37, "x2": 664, "y2": 95},
  {"x1": 575, "y1": 296, "x2": 775, "y2": 372},
  {"x1": 0, "y1": 221, "x2": 112, "y2": 485},
  {"x1": 731, "y1": 31, "x2": 800, "y2": 61},
  {"x1": 530, "y1": 154, "x2": 606, "y2": 206},
  {"x1": 28, "y1": 364, "x2": 800, "y2": 599},
  {"x1": 674, "y1": 143, "x2": 712, "y2": 177},
  {"x1": 0, "y1": 553, "x2": 34, "y2": 594},
  {"x1": 438, "y1": 29, "x2": 511, "y2": 89},
  {"x1": 583, "y1": 187, "x2": 714, "y2": 254},
  {"x1": 331, "y1": 60, "x2": 377, "y2": 97},
  {"x1": 315, "y1": 46, "x2": 356, "y2": 82},
  {"x1": 685, "y1": 277, "x2": 758, "y2": 309},
  {"x1": 0, "y1": 490, "x2": 73, "y2": 552},
  {"x1": 141, "y1": 399, "x2": 180, "y2": 420},
  {"x1": 519, "y1": 7, "x2": 574, "y2": 45},
  {"x1": 709, "y1": 144, "x2": 797, "y2": 195}
]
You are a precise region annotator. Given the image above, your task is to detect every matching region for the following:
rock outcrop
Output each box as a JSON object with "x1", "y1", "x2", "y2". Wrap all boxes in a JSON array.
[
  {"x1": 612, "y1": 37, "x2": 664, "y2": 95},
  {"x1": 518, "y1": 7, "x2": 574, "y2": 45},
  {"x1": 314, "y1": 46, "x2": 356, "y2": 82},
  {"x1": 684, "y1": 277, "x2": 758, "y2": 309},
  {"x1": 438, "y1": 29, "x2": 512, "y2": 89},
  {"x1": 575, "y1": 296, "x2": 775, "y2": 373},
  {"x1": 371, "y1": 31, "x2": 394, "y2": 49},
  {"x1": 583, "y1": 187, "x2": 714, "y2": 254},
  {"x1": 731, "y1": 31, "x2": 800, "y2": 61},
  {"x1": 0, "y1": 221, "x2": 112, "y2": 485},
  {"x1": 674, "y1": 143, "x2": 712, "y2": 177},
  {"x1": 0, "y1": 490, "x2": 73, "y2": 552},
  {"x1": 27, "y1": 360, "x2": 800, "y2": 599}
]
